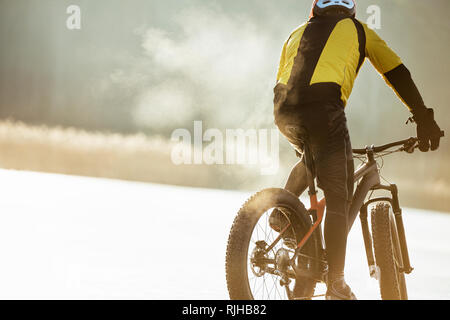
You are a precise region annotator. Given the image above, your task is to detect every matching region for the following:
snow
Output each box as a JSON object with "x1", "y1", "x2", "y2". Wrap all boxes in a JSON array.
[{"x1": 0, "y1": 169, "x2": 448, "y2": 300}]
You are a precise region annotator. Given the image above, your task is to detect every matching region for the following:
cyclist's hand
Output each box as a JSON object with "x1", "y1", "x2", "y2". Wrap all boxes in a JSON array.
[{"x1": 413, "y1": 107, "x2": 442, "y2": 152}]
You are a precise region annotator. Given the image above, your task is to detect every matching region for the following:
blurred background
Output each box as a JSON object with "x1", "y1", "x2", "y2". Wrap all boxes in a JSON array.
[{"x1": 0, "y1": 0, "x2": 449, "y2": 211}]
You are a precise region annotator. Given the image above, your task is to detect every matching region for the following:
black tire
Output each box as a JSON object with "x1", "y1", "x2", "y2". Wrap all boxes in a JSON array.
[
  {"x1": 225, "y1": 188, "x2": 320, "y2": 300},
  {"x1": 371, "y1": 203, "x2": 408, "y2": 300}
]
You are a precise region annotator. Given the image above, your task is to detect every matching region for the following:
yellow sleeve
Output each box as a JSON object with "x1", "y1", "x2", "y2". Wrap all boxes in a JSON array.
[
  {"x1": 276, "y1": 40, "x2": 288, "y2": 82},
  {"x1": 363, "y1": 23, "x2": 402, "y2": 74}
]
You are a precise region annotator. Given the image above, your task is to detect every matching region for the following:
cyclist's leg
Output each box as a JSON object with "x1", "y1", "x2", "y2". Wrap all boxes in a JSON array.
[
  {"x1": 274, "y1": 102, "x2": 356, "y2": 299},
  {"x1": 270, "y1": 108, "x2": 310, "y2": 233},
  {"x1": 311, "y1": 104, "x2": 356, "y2": 299},
  {"x1": 272, "y1": 106, "x2": 318, "y2": 297},
  {"x1": 274, "y1": 102, "x2": 317, "y2": 198},
  {"x1": 316, "y1": 138, "x2": 354, "y2": 274},
  {"x1": 284, "y1": 158, "x2": 308, "y2": 197},
  {"x1": 269, "y1": 106, "x2": 314, "y2": 237},
  {"x1": 268, "y1": 157, "x2": 309, "y2": 234}
]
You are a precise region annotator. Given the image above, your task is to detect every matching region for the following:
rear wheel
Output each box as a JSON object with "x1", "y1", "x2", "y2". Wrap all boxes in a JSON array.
[
  {"x1": 225, "y1": 188, "x2": 321, "y2": 300},
  {"x1": 371, "y1": 203, "x2": 408, "y2": 300}
]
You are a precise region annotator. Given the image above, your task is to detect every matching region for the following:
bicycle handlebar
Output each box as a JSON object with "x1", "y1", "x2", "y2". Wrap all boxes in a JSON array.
[{"x1": 352, "y1": 131, "x2": 445, "y2": 155}]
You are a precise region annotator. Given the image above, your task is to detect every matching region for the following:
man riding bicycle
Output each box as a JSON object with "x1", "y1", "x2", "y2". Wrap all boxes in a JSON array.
[{"x1": 270, "y1": 0, "x2": 442, "y2": 300}]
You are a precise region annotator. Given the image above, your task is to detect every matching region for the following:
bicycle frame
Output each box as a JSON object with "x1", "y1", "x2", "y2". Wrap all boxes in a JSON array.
[{"x1": 291, "y1": 145, "x2": 413, "y2": 281}]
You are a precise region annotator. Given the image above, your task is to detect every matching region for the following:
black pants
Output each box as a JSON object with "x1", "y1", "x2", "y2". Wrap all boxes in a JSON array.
[{"x1": 274, "y1": 102, "x2": 354, "y2": 275}]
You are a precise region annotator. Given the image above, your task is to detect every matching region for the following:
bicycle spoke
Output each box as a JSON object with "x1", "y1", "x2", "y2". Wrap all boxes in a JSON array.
[{"x1": 247, "y1": 210, "x2": 284, "y2": 300}]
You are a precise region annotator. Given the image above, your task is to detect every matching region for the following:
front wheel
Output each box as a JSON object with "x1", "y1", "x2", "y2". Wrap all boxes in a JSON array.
[
  {"x1": 371, "y1": 203, "x2": 408, "y2": 300},
  {"x1": 225, "y1": 188, "x2": 321, "y2": 300}
]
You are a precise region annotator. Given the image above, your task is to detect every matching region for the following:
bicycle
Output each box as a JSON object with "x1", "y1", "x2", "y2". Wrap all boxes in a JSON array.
[{"x1": 225, "y1": 132, "x2": 444, "y2": 300}]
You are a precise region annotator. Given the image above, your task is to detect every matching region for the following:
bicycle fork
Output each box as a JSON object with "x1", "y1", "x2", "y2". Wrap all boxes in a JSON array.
[{"x1": 359, "y1": 184, "x2": 414, "y2": 278}]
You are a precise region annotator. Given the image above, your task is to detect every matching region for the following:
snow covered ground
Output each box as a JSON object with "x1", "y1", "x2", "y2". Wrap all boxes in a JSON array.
[{"x1": 0, "y1": 169, "x2": 448, "y2": 300}]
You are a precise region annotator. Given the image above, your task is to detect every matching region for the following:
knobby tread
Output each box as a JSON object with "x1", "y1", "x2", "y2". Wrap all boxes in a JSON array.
[
  {"x1": 371, "y1": 203, "x2": 405, "y2": 300},
  {"x1": 225, "y1": 188, "x2": 318, "y2": 300}
]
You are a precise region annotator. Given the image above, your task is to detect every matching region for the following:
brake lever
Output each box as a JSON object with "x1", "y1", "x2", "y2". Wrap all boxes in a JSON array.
[
  {"x1": 404, "y1": 143, "x2": 417, "y2": 154},
  {"x1": 402, "y1": 137, "x2": 419, "y2": 154}
]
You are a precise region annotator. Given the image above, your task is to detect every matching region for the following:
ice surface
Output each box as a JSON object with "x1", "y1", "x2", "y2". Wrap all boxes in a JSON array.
[{"x1": 0, "y1": 169, "x2": 447, "y2": 300}]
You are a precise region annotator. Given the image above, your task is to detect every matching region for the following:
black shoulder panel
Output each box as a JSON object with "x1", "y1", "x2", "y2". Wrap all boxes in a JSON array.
[{"x1": 352, "y1": 19, "x2": 366, "y2": 74}]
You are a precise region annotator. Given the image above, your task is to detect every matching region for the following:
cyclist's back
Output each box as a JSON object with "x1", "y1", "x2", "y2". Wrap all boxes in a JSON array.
[{"x1": 274, "y1": 9, "x2": 408, "y2": 112}]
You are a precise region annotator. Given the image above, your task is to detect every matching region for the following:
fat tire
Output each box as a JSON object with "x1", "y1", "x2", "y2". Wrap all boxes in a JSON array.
[
  {"x1": 225, "y1": 188, "x2": 319, "y2": 300},
  {"x1": 371, "y1": 203, "x2": 408, "y2": 300}
]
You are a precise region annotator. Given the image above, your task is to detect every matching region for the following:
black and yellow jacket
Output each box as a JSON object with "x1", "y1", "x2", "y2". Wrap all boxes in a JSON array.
[{"x1": 274, "y1": 15, "x2": 425, "y2": 113}]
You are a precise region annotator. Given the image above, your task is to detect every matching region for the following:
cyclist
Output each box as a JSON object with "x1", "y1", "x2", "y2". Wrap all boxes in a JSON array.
[{"x1": 270, "y1": 0, "x2": 442, "y2": 300}]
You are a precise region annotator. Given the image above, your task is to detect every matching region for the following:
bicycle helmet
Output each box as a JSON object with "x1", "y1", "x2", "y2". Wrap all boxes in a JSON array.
[{"x1": 310, "y1": 0, "x2": 356, "y2": 18}]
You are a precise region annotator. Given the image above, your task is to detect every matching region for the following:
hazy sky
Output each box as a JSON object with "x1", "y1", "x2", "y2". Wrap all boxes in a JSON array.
[{"x1": 0, "y1": 0, "x2": 449, "y2": 148}]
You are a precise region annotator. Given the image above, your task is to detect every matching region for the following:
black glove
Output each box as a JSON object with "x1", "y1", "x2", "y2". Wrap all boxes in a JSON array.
[{"x1": 412, "y1": 107, "x2": 442, "y2": 152}]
